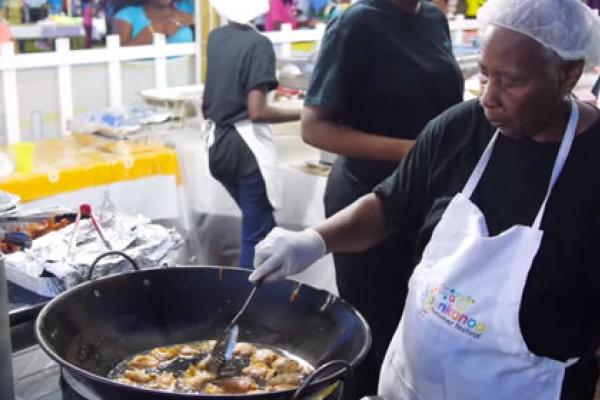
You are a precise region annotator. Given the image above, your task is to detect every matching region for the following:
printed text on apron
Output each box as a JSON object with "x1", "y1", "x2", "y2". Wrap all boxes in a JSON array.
[{"x1": 378, "y1": 102, "x2": 580, "y2": 400}]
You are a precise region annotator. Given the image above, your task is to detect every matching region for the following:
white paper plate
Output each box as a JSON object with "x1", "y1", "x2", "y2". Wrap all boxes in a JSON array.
[
  {"x1": 139, "y1": 112, "x2": 173, "y2": 125},
  {"x1": 0, "y1": 206, "x2": 19, "y2": 217},
  {"x1": 0, "y1": 190, "x2": 20, "y2": 211},
  {"x1": 140, "y1": 84, "x2": 204, "y2": 103}
]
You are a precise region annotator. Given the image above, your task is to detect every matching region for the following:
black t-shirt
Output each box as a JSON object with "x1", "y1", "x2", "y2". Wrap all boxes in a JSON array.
[
  {"x1": 305, "y1": 0, "x2": 464, "y2": 185},
  {"x1": 202, "y1": 24, "x2": 278, "y2": 181},
  {"x1": 375, "y1": 99, "x2": 600, "y2": 399}
]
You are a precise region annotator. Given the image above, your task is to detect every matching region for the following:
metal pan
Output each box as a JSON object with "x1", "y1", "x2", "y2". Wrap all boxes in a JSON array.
[{"x1": 36, "y1": 263, "x2": 371, "y2": 399}]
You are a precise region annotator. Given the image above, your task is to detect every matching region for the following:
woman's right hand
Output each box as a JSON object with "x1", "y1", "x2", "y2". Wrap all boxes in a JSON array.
[
  {"x1": 249, "y1": 228, "x2": 327, "y2": 284},
  {"x1": 152, "y1": 21, "x2": 179, "y2": 37}
]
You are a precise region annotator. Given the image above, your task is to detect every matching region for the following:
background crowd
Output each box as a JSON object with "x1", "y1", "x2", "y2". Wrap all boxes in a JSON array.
[{"x1": 2, "y1": 0, "x2": 600, "y2": 51}]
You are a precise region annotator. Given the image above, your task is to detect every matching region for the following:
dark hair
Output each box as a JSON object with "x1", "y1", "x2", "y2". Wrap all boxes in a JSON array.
[{"x1": 283, "y1": 0, "x2": 293, "y2": 5}]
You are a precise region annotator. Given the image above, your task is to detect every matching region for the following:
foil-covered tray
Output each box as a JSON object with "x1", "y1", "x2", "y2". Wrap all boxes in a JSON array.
[{"x1": 5, "y1": 212, "x2": 183, "y2": 297}]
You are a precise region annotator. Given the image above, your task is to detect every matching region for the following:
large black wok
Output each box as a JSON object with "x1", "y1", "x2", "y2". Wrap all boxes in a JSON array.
[{"x1": 35, "y1": 261, "x2": 371, "y2": 399}]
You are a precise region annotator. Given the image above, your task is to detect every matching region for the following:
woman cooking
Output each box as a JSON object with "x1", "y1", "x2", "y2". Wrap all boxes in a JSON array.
[
  {"x1": 202, "y1": 0, "x2": 301, "y2": 269},
  {"x1": 300, "y1": 0, "x2": 464, "y2": 396},
  {"x1": 250, "y1": 0, "x2": 600, "y2": 398}
]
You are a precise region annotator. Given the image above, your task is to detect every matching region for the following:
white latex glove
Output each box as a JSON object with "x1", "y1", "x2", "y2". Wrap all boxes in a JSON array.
[{"x1": 249, "y1": 227, "x2": 327, "y2": 284}]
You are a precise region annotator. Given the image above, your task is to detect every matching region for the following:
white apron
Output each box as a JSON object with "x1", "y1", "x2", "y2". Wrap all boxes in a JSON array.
[
  {"x1": 378, "y1": 101, "x2": 579, "y2": 400},
  {"x1": 201, "y1": 119, "x2": 282, "y2": 209}
]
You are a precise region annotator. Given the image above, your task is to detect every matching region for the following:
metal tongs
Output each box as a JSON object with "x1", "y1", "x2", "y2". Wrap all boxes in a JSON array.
[
  {"x1": 207, "y1": 282, "x2": 260, "y2": 376},
  {"x1": 65, "y1": 204, "x2": 112, "y2": 262},
  {"x1": 206, "y1": 280, "x2": 304, "y2": 376}
]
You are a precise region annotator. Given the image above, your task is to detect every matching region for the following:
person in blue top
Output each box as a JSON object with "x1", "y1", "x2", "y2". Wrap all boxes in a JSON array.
[{"x1": 112, "y1": 0, "x2": 194, "y2": 46}]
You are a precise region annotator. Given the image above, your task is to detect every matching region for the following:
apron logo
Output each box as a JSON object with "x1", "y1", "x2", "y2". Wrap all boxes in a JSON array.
[{"x1": 419, "y1": 283, "x2": 486, "y2": 339}]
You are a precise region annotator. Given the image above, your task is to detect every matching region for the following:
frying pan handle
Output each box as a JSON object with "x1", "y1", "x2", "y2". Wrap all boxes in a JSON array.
[
  {"x1": 86, "y1": 250, "x2": 140, "y2": 281},
  {"x1": 292, "y1": 359, "x2": 352, "y2": 399}
]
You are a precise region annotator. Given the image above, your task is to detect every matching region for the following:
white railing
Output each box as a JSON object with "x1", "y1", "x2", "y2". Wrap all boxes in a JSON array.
[
  {"x1": 0, "y1": 26, "x2": 328, "y2": 144},
  {"x1": 263, "y1": 18, "x2": 481, "y2": 56},
  {"x1": 0, "y1": 18, "x2": 480, "y2": 144},
  {"x1": 0, "y1": 34, "x2": 197, "y2": 144},
  {"x1": 264, "y1": 23, "x2": 326, "y2": 58}
]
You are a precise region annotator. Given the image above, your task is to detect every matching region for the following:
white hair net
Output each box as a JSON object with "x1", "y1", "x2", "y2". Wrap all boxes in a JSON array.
[
  {"x1": 477, "y1": 0, "x2": 600, "y2": 66},
  {"x1": 209, "y1": 0, "x2": 269, "y2": 24}
]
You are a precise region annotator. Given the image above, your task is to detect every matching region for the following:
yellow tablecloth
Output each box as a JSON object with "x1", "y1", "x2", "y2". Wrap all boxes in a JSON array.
[{"x1": 0, "y1": 137, "x2": 181, "y2": 203}]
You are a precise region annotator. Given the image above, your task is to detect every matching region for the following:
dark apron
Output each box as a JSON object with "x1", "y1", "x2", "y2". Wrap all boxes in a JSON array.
[{"x1": 324, "y1": 157, "x2": 415, "y2": 399}]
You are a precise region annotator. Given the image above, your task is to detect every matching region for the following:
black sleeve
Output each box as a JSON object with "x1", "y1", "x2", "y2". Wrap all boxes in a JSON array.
[
  {"x1": 374, "y1": 100, "x2": 487, "y2": 237},
  {"x1": 441, "y1": 10, "x2": 452, "y2": 41},
  {"x1": 304, "y1": 11, "x2": 370, "y2": 114},
  {"x1": 373, "y1": 114, "x2": 443, "y2": 232},
  {"x1": 243, "y1": 37, "x2": 278, "y2": 93}
]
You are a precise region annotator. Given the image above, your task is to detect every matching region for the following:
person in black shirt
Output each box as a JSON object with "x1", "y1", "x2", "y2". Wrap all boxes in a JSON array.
[
  {"x1": 203, "y1": 0, "x2": 301, "y2": 268},
  {"x1": 250, "y1": 0, "x2": 600, "y2": 398},
  {"x1": 300, "y1": 0, "x2": 464, "y2": 396}
]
